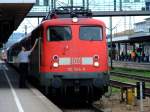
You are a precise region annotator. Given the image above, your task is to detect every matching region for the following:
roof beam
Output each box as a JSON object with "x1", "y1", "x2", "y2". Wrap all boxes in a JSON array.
[{"x1": 27, "y1": 10, "x2": 150, "y2": 17}]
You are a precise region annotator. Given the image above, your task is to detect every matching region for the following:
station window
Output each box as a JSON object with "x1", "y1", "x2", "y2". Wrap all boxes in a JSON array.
[
  {"x1": 47, "y1": 26, "x2": 71, "y2": 41},
  {"x1": 44, "y1": 0, "x2": 49, "y2": 6},
  {"x1": 39, "y1": 0, "x2": 44, "y2": 6},
  {"x1": 124, "y1": 0, "x2": 130, "y2": 3},
  {"x1": 79, "y1": 26, "x2": 103, "y2": 41},
  {"x1": 134, "y1": 0, "x2": 140, "y2": 2},
  {"x1": 35, "y1": 0, "x2": 39, "y2": 6}
]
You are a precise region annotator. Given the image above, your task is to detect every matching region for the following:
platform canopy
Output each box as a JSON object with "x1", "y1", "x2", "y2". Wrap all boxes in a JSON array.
[{"x1": 0, "y1": 0, "x2": 35, "y2": 47}]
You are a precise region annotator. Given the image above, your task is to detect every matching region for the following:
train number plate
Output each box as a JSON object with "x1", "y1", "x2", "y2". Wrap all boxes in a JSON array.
[{"x1": 71, "y1": 58, "x2": 81, "y2": 65}]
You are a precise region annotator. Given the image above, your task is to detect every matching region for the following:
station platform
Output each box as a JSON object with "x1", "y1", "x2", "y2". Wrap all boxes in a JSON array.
[
  {"x1": 112, "y1": 61, "x2": 150, "y2": 70},
  {"x1": 0, "y1": 62, "x2": 62, "y2": 112}
]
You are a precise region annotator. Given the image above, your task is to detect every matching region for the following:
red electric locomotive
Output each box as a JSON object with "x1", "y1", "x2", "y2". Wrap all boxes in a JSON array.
[{"x1": 8, "y1": 6, "x2": 109, "y2": 102}]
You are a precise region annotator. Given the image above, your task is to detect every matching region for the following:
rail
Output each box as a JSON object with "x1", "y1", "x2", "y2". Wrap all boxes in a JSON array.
[
  {"x1": 62, "y1": 103, "x2": 104, "y2": 112},
  {"x1": 110, "y1": 80, "x2": 150, "y2": 97},
  {"x1": 110, "y1": 71, "x2": 150, "y2": 82}
]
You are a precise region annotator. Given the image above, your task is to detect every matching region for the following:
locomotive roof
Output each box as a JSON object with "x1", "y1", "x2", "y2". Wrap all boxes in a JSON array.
[{"x1": 41, "y1": 18, "x2": 106, "y2": 26}]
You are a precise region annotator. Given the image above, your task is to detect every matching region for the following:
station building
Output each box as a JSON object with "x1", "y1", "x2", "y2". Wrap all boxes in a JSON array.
[{"x1": 111, "y1": 17, "x2": 150, "y2": 62}]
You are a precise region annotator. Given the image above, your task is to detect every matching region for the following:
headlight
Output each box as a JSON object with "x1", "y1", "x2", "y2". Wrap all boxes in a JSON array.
[
  {"x1": 53, "y1": 62, "x2": 59, "y2": 68},
  {"x1": 94, "y1": 62, "x2": 100, "y2": 67}
]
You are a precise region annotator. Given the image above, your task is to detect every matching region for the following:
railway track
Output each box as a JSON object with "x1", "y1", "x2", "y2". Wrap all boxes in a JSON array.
[
  {"x1": 110, "y1": 71, "x2": 150, "y2": 82},
  {"x1": 110, "y1": 71, "x2": 150, "y2": 97},
  {"x1": 110, "y1": 80, "x2": 150, "y2": 97},
  {"x1": 62, "y1": 103, "x2": 104, "y2": 112}
]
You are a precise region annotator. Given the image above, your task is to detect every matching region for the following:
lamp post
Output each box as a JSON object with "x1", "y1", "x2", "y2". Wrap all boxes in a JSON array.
[
  {"x1": 25, "y1": 25, "x2": 27, "y2": 35},
  {"x1": 114, "y1": 0, "x2": 116, "y2": 11},
  {"x1": 110, "y1": 16, "x2": 113, "y2": 69}
]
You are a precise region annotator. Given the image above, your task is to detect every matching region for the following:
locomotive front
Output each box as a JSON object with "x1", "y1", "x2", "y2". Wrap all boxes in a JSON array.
[{"x1": 39, "y1": 18, "x2": 109, "y2": 102}]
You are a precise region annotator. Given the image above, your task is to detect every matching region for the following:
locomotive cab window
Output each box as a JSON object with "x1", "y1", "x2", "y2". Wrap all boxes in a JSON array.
[
  {"x1": 47, "y1": 26, "x2": 71, "y2": 41},
  {"x1": 80, "y1": 26, "x2": 103, "y2": 40}
]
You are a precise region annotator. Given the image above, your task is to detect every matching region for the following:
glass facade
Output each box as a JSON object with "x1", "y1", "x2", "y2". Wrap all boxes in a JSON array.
[
  {"x1": 44, "y1": 0, "x2": 49, "y2": 6},
  {"x1": 30, "y1": 0, "x2": 146, "y2": 12},
  {"x1": 35, "y1": 0, "x2": 39, "y2": 5},
  {"x1": 35, "y1": 0, "x2": 49, "y2": 6}
]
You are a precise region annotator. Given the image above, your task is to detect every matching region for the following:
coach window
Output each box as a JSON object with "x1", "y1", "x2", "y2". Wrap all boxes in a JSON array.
[
  {"x1": 79, "y1": 26, "x2": 103, "y2": 40},
  {"x1": 47, "y1": 26, "x2": 71, "y2": 41}
]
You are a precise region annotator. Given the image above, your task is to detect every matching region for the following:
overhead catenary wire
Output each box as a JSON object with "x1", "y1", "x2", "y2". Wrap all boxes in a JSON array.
[
  {"x1": 26, "y1": 18, "x2": 35, "y2": 28},
  {"x1": 56, "y1": 0, "x2": 69, "y2": 7},
  {"x1": 105, "y1": 17, "x2": 123, "y2": 31}
]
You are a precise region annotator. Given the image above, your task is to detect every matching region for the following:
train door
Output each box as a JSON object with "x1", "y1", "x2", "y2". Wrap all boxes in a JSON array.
[{"x1": 30, "y1": 26, "x2": 43, "y2": 75}]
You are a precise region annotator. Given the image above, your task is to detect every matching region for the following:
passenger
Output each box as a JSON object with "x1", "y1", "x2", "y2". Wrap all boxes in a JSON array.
[
  {"x1": 131, "y1": 50, "x2": 136, "y2": 62},
  {"x1": 115, "y1": 50, "x2": 119, "y2": 61},
  {"x1": 17, "y1": 39, "x2": 38, "y2": 88},
  {"x1": 127, "y1": 51, "x2": 131, "y2": 61},
  {"x1": 145, "y1": 52, "x2": 149, "y2": 62},
  {"x1": 137, "y1": 51, "x2": 141, "y2": 63},
  {"x1": 121, "y1": 52, "x2": 124, "y2": 61},
  {"x1": 141, "y1": 51, "x2": 145, "y2": 62},
  {"x1": 126, "y1": 51, "x2": 131, "y2": 61},
  {"x1": 125, "y1": 53, "x2": 128, "y2": 61}
]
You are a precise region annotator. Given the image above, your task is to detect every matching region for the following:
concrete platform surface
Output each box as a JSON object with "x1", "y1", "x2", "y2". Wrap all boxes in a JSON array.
[
  {"x1": 112, "y1": 61, "x2": 150, "y2": 70},
  {"x1": 0, "y1": 63, "x2": 62, "y2": 112}
]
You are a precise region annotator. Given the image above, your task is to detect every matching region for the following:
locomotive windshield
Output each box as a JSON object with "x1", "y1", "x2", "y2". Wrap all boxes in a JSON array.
[
  {"x1": 47, "y1": 26, "x2": 71, "y2": 41},
  {"x1": 80, "y1": 26, "x2": 103, "y2": 40}
]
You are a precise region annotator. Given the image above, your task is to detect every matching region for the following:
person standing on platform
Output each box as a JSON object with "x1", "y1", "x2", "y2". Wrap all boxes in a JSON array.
[
  {"x1": 17, "y1": 39, "x2": 38, "y2": 88},
  {"x1": 131, "y1": 50, "x2": 136, "y2": 62},
  {"x1": 145, "y1": 51, "x2": 149, "y2": 62},
  {"x1": 137, "y1": 51, "x2": 141, "y2": 63}
]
